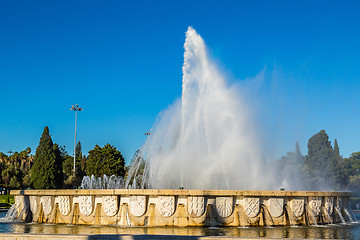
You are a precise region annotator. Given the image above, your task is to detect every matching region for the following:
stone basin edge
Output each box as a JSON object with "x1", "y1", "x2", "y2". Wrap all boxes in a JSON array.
[{"x1": 10, "y1": 189, "x2": 352, "y2": 197}]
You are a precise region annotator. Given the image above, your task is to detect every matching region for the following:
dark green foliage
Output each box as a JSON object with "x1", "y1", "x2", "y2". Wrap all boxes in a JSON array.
[
  {"x1": 1, "y1": 164, "x2": 23, "y2": 188},
  {"x1": 342, "y1": 152, "x2": 360, "y2": 193},
  {"x1": 63, "y1": 141, "x2": 85, "y2": 187},
  {"x1": 304, "y1": 130, "x2": 342, "y2": 189},
  {"x1": 75, "y1": 142, "x2": 84, "y2": 176},
  {"x1": 30, "y1": 126, "x2": 64, "y2": 189},
  {"x1": 334, "y1": 139, "x2": 340, "y2": 157},
  {"x1": 61, "y1": 146, "x2": 73, "y2": 178},
  {"x1": 10, "y1": 148, "x2": 33, "y2": 174},
  {"x1": 0, "y1": 152, "x2": 9, "y2": 163},
  {"x1": 86, "y1": 144, "x2": 126, "y2": 178}
]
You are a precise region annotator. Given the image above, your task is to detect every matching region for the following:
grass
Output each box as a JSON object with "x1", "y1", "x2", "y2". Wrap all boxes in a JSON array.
[{"x1": 0, "y1": 195, "x2": 14, "y2": 209}]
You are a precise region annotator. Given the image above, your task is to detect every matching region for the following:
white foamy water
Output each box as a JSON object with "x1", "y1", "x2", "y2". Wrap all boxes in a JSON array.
[{"x1": 141, "y1": 27, "x2": 268, "y2": 190}]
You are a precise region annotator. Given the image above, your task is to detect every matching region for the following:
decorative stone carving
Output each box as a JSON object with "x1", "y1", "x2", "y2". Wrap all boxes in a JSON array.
[
  {"x1": 15, "y1": 196, "x2": 19, "y2": 207},
  {"x1": 243, "y1": 197, "x2": 260, "y2": 218},
  {"x1": 187, "y1": 196, "x2": 205, "y2": 217},
  {"x1": 29, "y1": 196, "x2": 38, "y2": 214},
  {"x1": 16, "y1": 196, "x2": 25, "y2": 210},
  {"x1": 59, "y1": 196, "x2": 71, "y2": 216},
  {"x1": 158, "y1": 196, "x2": 175, "y2": 217},
  {"x1": 129, "y1": 196, "x2": 146, "y2": 217},
  {"x1": 309, "y1": 196, "x2": 322, "y2": 217},
  {"x1": 269, "y1": 198, "x2": 284, "y2": 218},
  {"x1": 103, "y1": 196, "x2": 118, "y2": 216},
  {"x1": 216, "y1": 197, "x2": 233, "y2": 218},
  {"x1": 325, "y1": 197, "x2": 334, "y2": 214},
  {"x1": 79, "y1": 196, "x2": 93, "y2": 216},
  {"x1": 40, "y1": 196, "x2": 52, "y2": 215},
  {"x1": 289, "y1": 198, "x2": 304, "y2": 217},
  {"x1": 336, "y1": 197, "x2": 343, "y2": 208}
]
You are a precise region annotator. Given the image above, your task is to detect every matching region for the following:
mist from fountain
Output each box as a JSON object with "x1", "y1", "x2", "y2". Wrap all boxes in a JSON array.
[{"x1": 136, "y1": 27, "x2": 269, "y2": 190}]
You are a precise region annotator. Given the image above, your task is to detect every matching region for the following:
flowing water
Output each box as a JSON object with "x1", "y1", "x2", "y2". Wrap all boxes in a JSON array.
[
  {"x1": 0, "y1": 205, "x2": 18, "y2": 223},
  {"x1": 335, "y1": 207, "x2": 346, "y2": 224},
  {"x1": 0, "y1": 211, "x2": 359, "y2": 239},
  {"x1": 344, "y1": 207, "x2": 357, "y2": 223},
  {"x1": 80, "y1": 174, "x2": 125, "y2": 189},
  {"x1": 323, "y1": 208, "x2": 334, "y2": 224}
]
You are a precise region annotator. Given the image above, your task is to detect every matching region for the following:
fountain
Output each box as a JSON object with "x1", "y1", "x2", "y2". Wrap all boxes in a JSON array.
[
  {"x1": 81, "y1": 174, "x2": 125, "y2": 189},
  {"x1": 10, "y1": 27, "x2": 355, "y2": 227}
]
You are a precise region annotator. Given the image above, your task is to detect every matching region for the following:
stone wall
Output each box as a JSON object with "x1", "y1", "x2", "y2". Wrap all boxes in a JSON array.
[{"x1": 10, "y1": 189, "x2": 353, "y2": 227}]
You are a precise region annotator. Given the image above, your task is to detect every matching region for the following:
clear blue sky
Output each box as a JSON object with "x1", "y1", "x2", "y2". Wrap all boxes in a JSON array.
[{"x1": 1, "y1": 0, "x2": 359, "y2": 164}]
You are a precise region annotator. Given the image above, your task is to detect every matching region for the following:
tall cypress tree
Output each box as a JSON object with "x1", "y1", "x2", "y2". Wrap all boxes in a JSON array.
[
  {"x1": 30, "y1": 126, "x2": 63, "y2": 189},
  {"x1": 332, "y1": 139, "x2": 346, "y2": 188},
  {"x1": 304, "y1": 130, "x2": 337, "y2": 189},
  {"x1": 74, "y1": 141, "x2": 85, "y2": 185},
  {"x1": 334, "y1": 139, "x2": 340, "y2": 158}
]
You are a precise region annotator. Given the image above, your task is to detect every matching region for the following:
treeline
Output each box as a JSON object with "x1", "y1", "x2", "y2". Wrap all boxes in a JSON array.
[
  {"x1": 275, "y1": 130, "x2": 360, "y2": 193},
  {"x1": 0, "y1": 126, "x2": 126, "y2": 189},
  {"x1": 1, "y1": 128, "x2": 359, "y2": 192}
]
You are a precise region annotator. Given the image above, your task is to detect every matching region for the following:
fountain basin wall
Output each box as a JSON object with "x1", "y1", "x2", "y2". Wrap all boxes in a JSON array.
[{"x1": 10, "y1": 189, "x2": 352, "y2": 227}]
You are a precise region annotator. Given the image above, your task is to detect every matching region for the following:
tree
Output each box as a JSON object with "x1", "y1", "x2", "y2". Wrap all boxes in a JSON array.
[
  {"x1": 86, "y1": 144, "x2": 125, "y2": 177},
  {"x1": 62, "y1": 146, "x2": 73, "y2": 178},
  {"x1": 30, "y1": 126, "x2": 64, "y2": 189},
  {"x1": 304, "y1": 130, "x2": 339, "y2": 189},
  {"x1": 334, "y1": 139, "x2": 340, "y2": 157},
  {"x1": 1, "y1": 163, "x2": 22, "y2": 188},
  {"x1": 63, "y1": 142, "x2": 85, "y2": 187},
  {"x1": 342, "y1": 152, "x2": 360, "y2": 193}
]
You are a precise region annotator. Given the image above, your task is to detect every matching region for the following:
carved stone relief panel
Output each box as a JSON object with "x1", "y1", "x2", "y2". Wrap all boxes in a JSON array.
[
  {"x1": 59, "y1": 196, "x2": 71, "y2": 216},
  {"x1": 16, "y1": 196, "x2": 25, "y2": 210},
  {"x1": 216, "y1": 197, "x2": 233, "y2": 218},
  {"x1": 309, "y1": 196, "x2": 322, "y2": 217},
  {"x1": 187, "y1": 196, "x2": 205, "y2": 217},
  {"x1": 79, "y1": 196, "x2": 93, "y2": 216},
  {"x1": 129, "y1": 196, "x2": 146, "y2": 217},
  {"x1": 289, "y1": 198, "x2": 304, "y2": 218},
  {"x1": 158, "y1": 196, "x2": 175, "y2": 217},
  {"x1": 103, "y1": 195, "x2": 118, "y2": 217},
  {"x1": 29, "y1": 196, "x2": 38, "y2": 214},
  {"x1": 325, "y1": 197, "x2": 334, "y2": 214},
  {"x1": 268, "y1": 198, "x2": 284, "y2": 218},
  {"x1": 243, "y1": 197, "x2": 260, "y2": 218},
  {"x1": 40, "y1": 196, "x2": 52, "y2": 216}
]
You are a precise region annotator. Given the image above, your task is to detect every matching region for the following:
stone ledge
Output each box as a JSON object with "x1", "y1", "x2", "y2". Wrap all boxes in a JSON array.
[
  {"x1": 11, "y1": 190, "x2": 353, "y2": 227},
  {"x1": 10, "y1": 189, "x2": 352, "y2": 197}
]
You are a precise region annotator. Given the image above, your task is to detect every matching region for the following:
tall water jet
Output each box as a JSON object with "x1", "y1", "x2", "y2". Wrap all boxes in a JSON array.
[{"x1": 142, "y1": 27, "x2": 266, "y2": 190}]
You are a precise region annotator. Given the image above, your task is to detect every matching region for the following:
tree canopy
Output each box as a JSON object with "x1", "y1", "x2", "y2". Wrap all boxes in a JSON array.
[
  {"x1": 86, "y1": 144, "x2": 125, "y2": 177},
  {"x1": 30, "y1": 126, "x2": 63, "y2": 189},
  {"x1": 304, "y1": 130, "x2": 339, "y2": 189}
]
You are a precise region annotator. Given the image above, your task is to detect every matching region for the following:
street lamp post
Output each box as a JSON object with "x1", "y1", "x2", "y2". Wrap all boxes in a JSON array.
[{"x1": 70, "y1": 104, "x2": 83, "y2": 176}]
